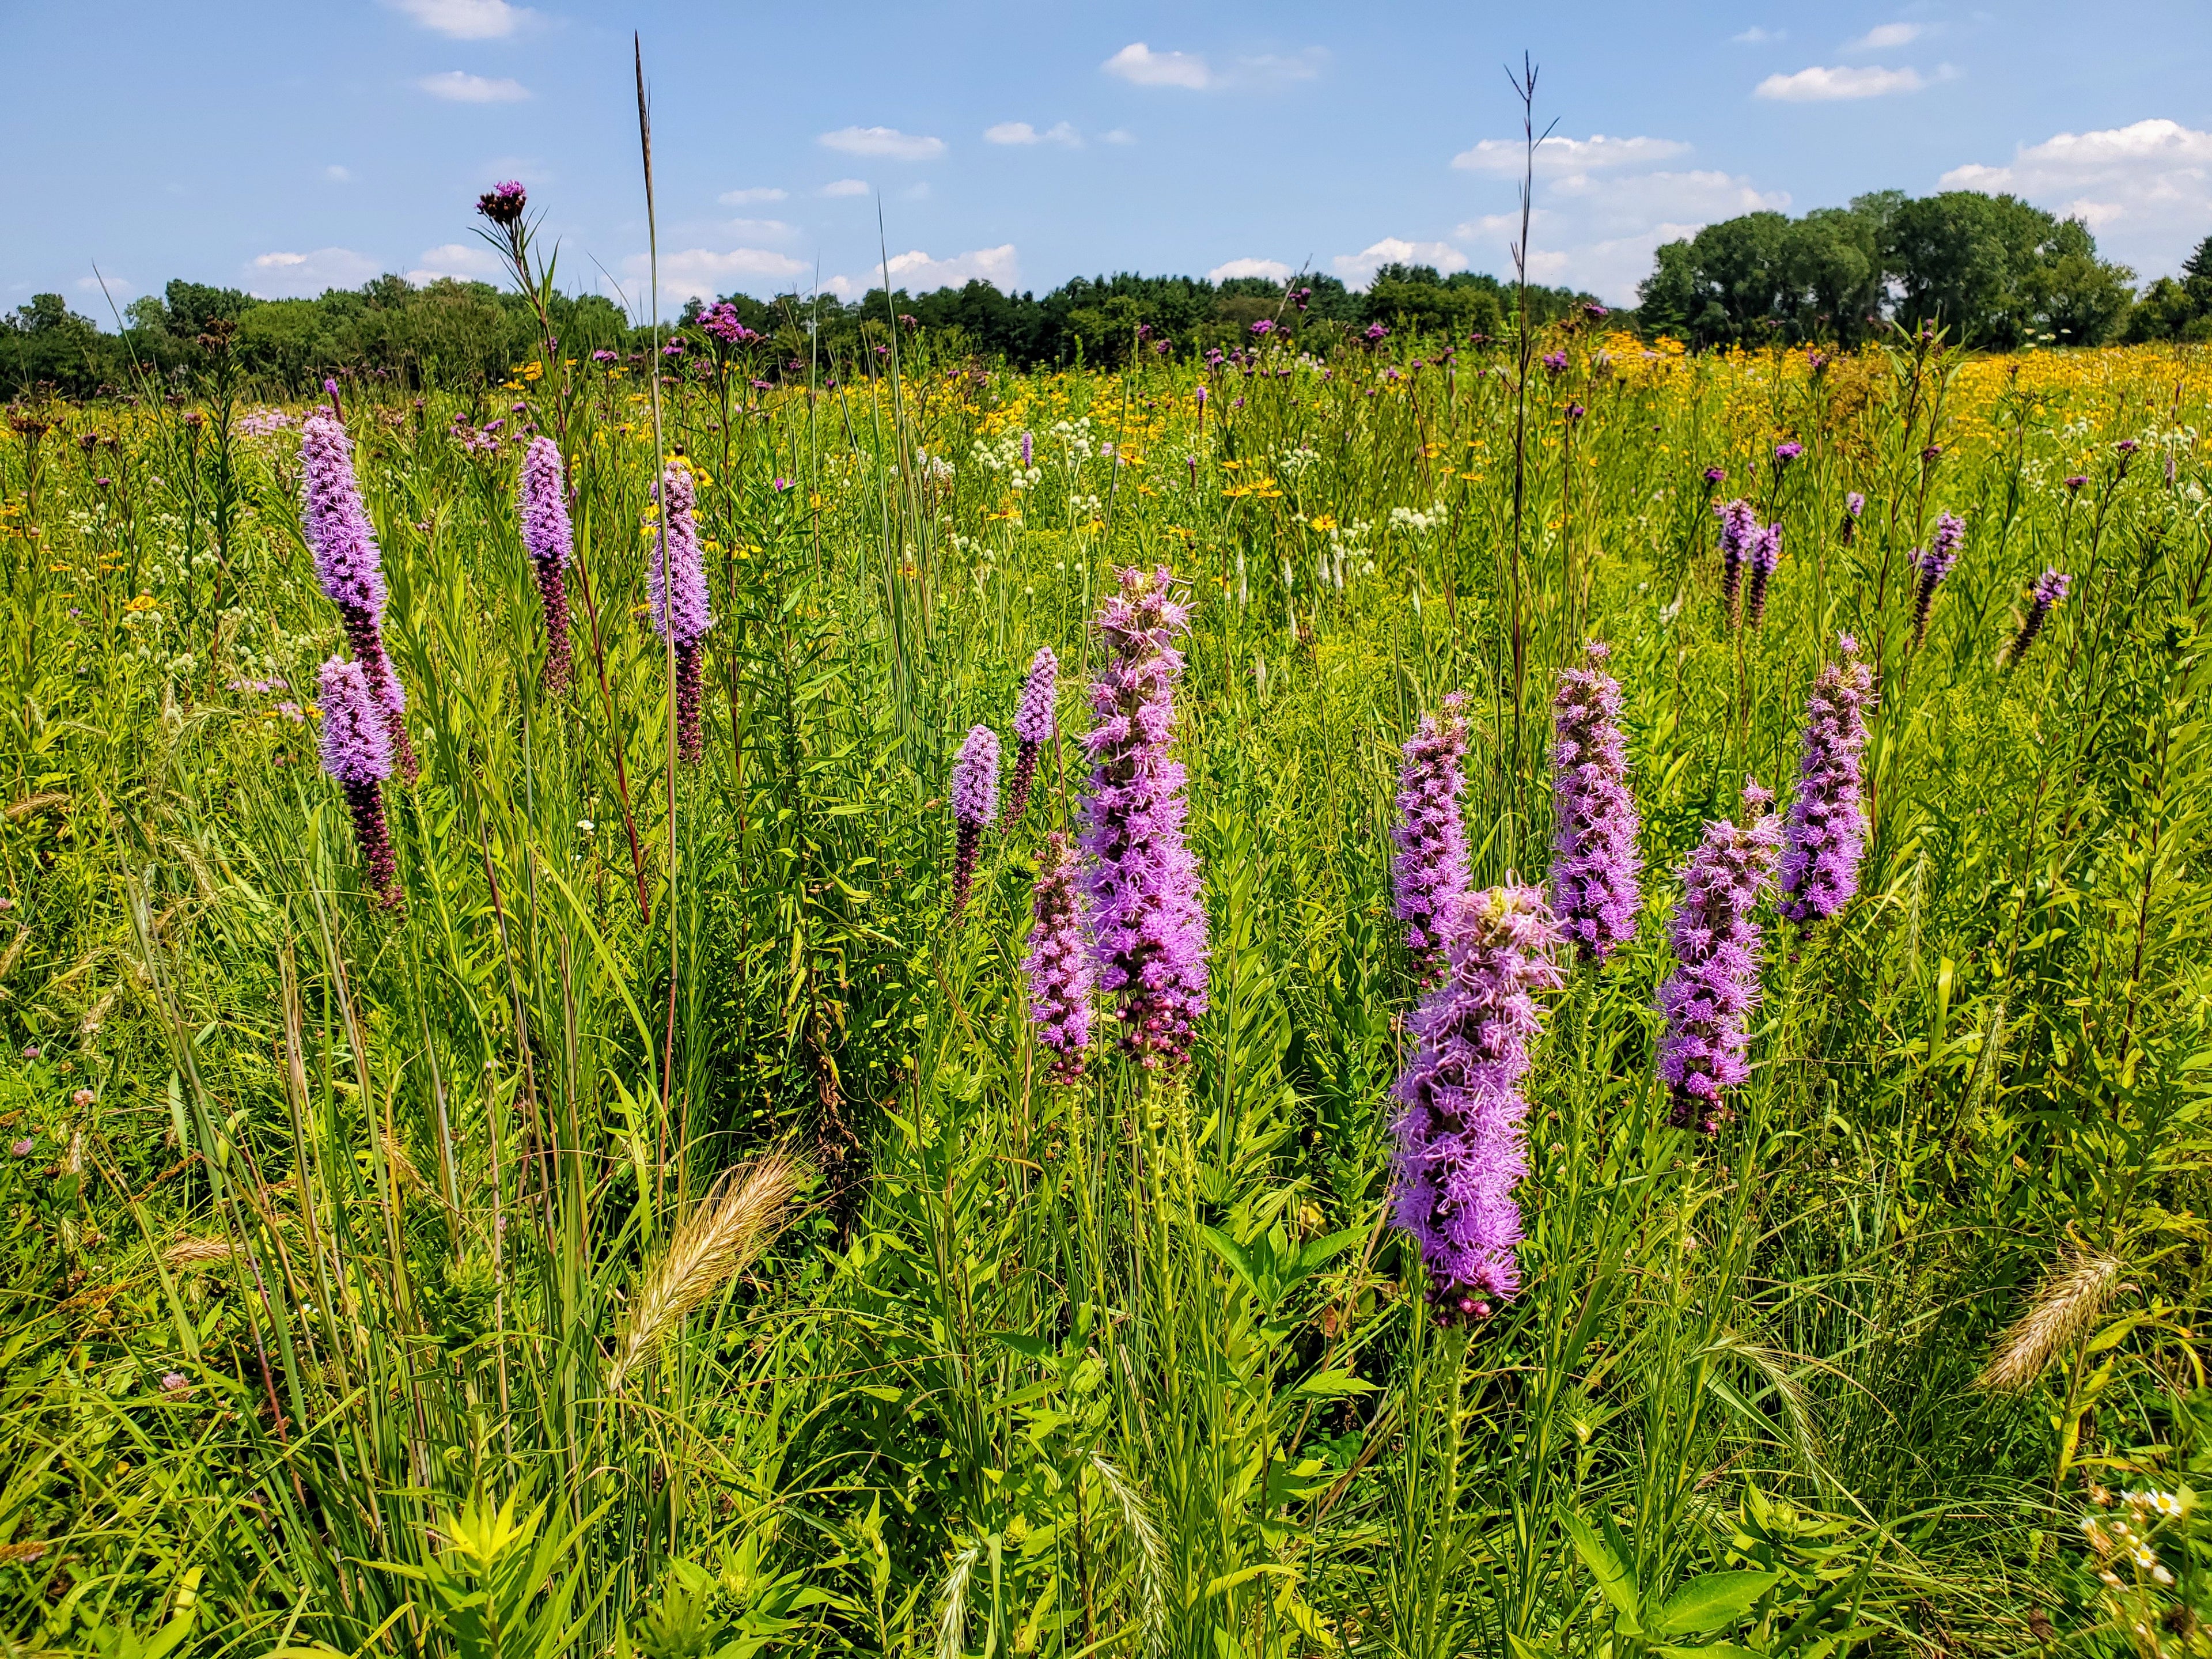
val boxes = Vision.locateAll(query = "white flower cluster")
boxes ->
[912,447,956,486]
[1276,445,1321,479]
[1388,503,1448,535]
[971,432,1043,491]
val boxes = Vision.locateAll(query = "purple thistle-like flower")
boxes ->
[1910,512,1963,647]
[1550,643,1642,963]
[1703,466,1726,489]
[1080,566,1209,1070]
[2010,570,2071,665]
[1391,882,1566,1323]
[476,180,527,226]
[1774,440,1804,465]
[1024,831,1094,1082]
[1745,521,1782,628]
[300,409,415,781]
[1715,499,1757,626]
[950,724,1000,919]
[1392,695,1472,978]
[1007,646,1058,825]
[1657,779,1781,1134]
[651,461,714,763]
[519,436,574,693]
[318,658,399,907]
[1778,639,1874,924]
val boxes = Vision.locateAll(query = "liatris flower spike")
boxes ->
[1081,566,1209,1070]
[1778,638,1875,924]
[1715,499,1757,626]
[950,725,1000,919]
[1658,779,1781,1135]
[300,407,416,781]
[2010,569,2071,666]
[518,437,574,692]
[319,657,400,907]
[1745,521,1782,628]
[1911,512,1963,648]
[1007,646,1058,825]
[1550,643,1642,963]
[1392,694,1472,978]
[650,460,714,763]
[1024,831,1094,1082]
[1839,490,1865,547]
[1391,882,1565,1324]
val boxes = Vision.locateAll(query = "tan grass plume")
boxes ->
[1977,1247,2124,1392]
[162,1235,238,1271]
[606,1149,802,1393]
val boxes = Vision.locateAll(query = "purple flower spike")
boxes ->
[1839,490,1866,547]
[950,724,1000,919]
[1024,831,1094,1082]
[2010,570,2071,666]
[300,409,415,781]
[519,437,574,693]
[318,657,399,907]
[1715,499,1758,627]
[651,462,714,763]
[1081,566,1209,1071]
[1778,639,1875,924]
[1910,512,1963,648]
[1391,882,1566,1324]
[1007,646,1058,825]
[1745,521,1782,629]
[1392,695,1472,978]
[1550,643,1642,963]
[1658,779,1781,1134]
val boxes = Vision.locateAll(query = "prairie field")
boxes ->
[2,300,2211,1659]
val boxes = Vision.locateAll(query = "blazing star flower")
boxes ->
[300,408,415,780]
[1715,498,1758,626]
[1745,521,1782,628]
[476,180,528,226]
[1840,490,1866,546]
[650,461,714,763]
[1550,643,1642,963]
[1024,831,1094,1082]
[1007,646,1058,825]
[950,724,1000,920]
[1391,882,1566,1323]
[1020,430,1034,469]
[1911,512,1963,647]
[518,437,574,693]
[318,657,399,907]
[1081,566,1209,1071]
[2010,570,2071,666]
[1658,779,1781,1134]
[1778,639,1875,924]
[1392,695,1472,978]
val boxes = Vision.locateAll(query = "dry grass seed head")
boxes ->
[1978,1248,2124,1392]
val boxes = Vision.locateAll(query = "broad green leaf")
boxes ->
[1653,1573,1777,1635]
[1560,1510,1643,1633]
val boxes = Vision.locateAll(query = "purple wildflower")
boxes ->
[518,437,574,693]
[1911,512,1963,647]
[1839,490,1865,547]
[1778,639,1874,924]
[1024,831,1094,1082]
[1541,350,1569,376]
[950,725,1000,920]
[2010,570,2071,666]
[300,409,416,781]
[1703,467,1726,490]
[159,1372,192,1401]
[476,180,528,227]
[650,461,714,764]
[318,657,399,908]
[1774,440,1804,465]
[2065,475,2089,494]
[1550,643,1642,963]
[1080,567,1209,1071]
[1745,521,1782,628]
[1715,499,1758,626]
[1020,430,1033,469]
[1007,646,1058,825]
[697,302,759,347]
[1657,779,1781,1134]
[9,1136,32,1158]
[1392,695,1472,978]
[1364,323,1389,344]
[1391,882,1566,1323]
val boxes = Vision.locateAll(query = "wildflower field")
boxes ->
[5,215,2212,1658]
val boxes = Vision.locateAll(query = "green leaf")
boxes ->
[1283,1369,1377,1402]
[1560,1511,1643,1633]
[1653,1572,1777,1636]
[1194,1223,1264,1302]
[986,1331,1056,1361]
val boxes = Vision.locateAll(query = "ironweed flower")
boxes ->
[1080,566,1208,1070]
[319,657,399,907]
[1911,512,1963,647]
[2010,570,2070,666]
[1392,695,1471,977]
[518,437,574,692]
[1658,779,1780,1134]
[1541,350,1569,376]
[300,408,415,781]
[1024,831,1094,1082]
[1007,646,1058,825]
[950,725,1000,919]
[1774,440,1804,465]
[1703,466,1726,489]
[1391,882,1565,1323]
[1715,498,1758,626]
[1745,521,1782,628]
[476,180,528,226]
[1550,643,1641,963]
[650,461,714,763]
[1778,639,1874,923]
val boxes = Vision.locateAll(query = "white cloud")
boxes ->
[985,120,1082,146]
[1332,238,1469,287]
[1101,127,1137,145]
[819,126,945,160]
[1238,48,1327,88]
[721,217,795,240]
[1103,42,1212,90]
[819,179,869,198]
[387,0,529,38]
[1209,257,1294,283]
[1846,21,1922,50]
[1939,119,2212,275]
[416,70,530,103]
[719,186,786,205]
[248,248,384,297]
[1453,132,1691,176]
[407,241,503,283]
[1733,25,1785,43]
[75,274,134,300]
[325,164,353,183]
[1755,64,1926,100]
[828,245,1021,300]
[902,182,931,201]
[635,247,813,302]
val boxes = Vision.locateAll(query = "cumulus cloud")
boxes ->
[1940,118,2212,275]
[417,70,529,103]
[1209,257,1295,283]
[634,247,813,302]
[719,186,786,204]
[1846,21,1922,50]
[719,217,795,240]
[819,179,869,198]
[76,274,134,300]
[407,241,503,283]
[1332,238,1468,286]
[1755,64,1927,100]
[1452,132,1690,176]
[1103,41,1212,89]
[1733,25,1785,43]
[387,0,530,38]
[248,248,384,297]
[984,120,1081,146]
[826,245,1020,300]
[819,126,945,160]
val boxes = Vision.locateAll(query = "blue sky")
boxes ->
[5,0,2209,319]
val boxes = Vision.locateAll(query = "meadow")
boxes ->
[2,224,2210,1658]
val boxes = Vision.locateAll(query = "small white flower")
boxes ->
[576,818,595,834]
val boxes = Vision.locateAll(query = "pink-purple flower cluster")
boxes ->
[1745,521,1782,628]
[1658,781,1781,1134]
[950,725,1000,919]
[1007,646,1057,825]
[318,657,399,907]
[1550,644,1642,963]
[650,461,714,763]
[1715,499,1758,626]
[2011,569,2070,665]
[1910,511,1964,648]
[1392,695,1472,978]
[300,408,416,782]
[1081,566,1208,1070]
[1023,831,1094,1082]
[1391,882,1565,1323]
[519,437,574,693]
[1840,490,1865,547]
[1778,638,1875,924]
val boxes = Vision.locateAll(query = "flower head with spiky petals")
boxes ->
[1393,695,1472,976]
[1024,831,1094,1082]
[1778,638,1875,923]
[1550,643,1641,962]
[1658,779,1781,1133]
